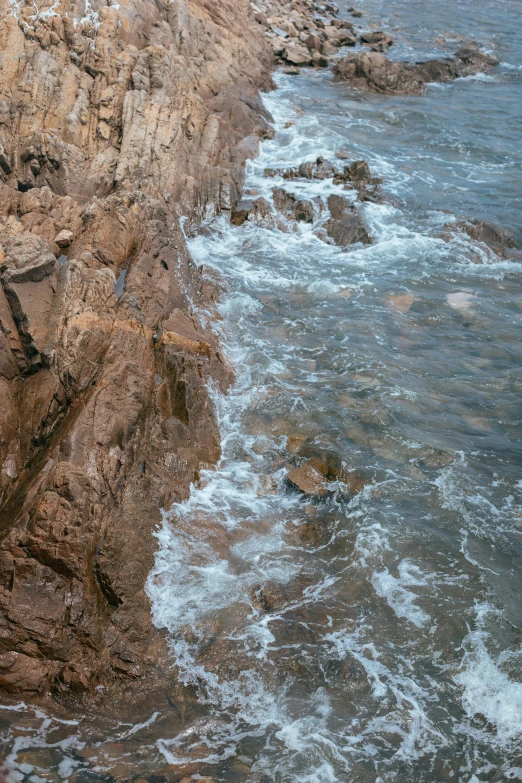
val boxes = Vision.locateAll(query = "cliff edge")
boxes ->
[0,0,272,703]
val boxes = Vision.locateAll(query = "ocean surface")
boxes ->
[2,0,522,781]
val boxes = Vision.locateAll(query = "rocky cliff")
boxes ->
[0,0,273,703]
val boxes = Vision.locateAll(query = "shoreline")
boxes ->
[0,0,520,774]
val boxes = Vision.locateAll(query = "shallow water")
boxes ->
[2,0,522,781]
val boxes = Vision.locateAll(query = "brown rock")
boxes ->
[282,44,313,66]
[273,187,314,222]
[443,218,519,259]
[287,459,330,497]
[54,229,74,248]
[334,45,499,94]
[0,0,273,707]
[360,30,393,47]
[325,194,372,247]
[231,199,254,225]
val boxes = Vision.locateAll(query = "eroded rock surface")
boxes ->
[333,45,499,94]
[0,0,272,705]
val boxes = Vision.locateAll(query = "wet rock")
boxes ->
[360,30,393,48]
[283,66,301,75]
[250,196,273,223]
[231,199,254,226]
[296,442,342,480]
[344,159,372,187]
[325,194,372,247]
[0,0,273,703]
[334,45,499,94]
[287,459,330,497]
[273,187,314,222]
[442,218,520,259]
[416,45,499,83]
[383,292,415,314]
[250,582,286,612]
[333,51,426,94]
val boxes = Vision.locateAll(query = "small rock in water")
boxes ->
[360,30,393,47]
[383,292,415,314]
[283,66,301,75]
[442,218,520,259]
[273,187,314,222]
[325,194,372,247]
[335,149,350,160]
[333,45,499,94]
[287,459,330,497]
[231,199,254,225]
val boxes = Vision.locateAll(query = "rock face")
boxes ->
[0,0,273,703]
[333,45,499,94]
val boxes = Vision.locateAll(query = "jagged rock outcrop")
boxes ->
[333,45,499,94]
[0,0,273,703]
[325,194,371,247]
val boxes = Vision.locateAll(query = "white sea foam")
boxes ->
[371,560,433,628]
[455,605,522,745]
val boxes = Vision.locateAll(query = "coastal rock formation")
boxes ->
[0,0,272,702]
[333,45,499,94]
[442,218,521,260]
[325,194,372,247]
[252,0,355,69]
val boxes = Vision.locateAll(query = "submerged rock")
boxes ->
[287,459,331,497]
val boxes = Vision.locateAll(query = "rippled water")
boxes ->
[2,0,522,781]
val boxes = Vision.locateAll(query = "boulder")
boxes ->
[305,33,322,52]
[282,44,313,66]
[231,199,254,225]
[360,30,393,47]
[344,159,372,187]
[54,229,74,248]
[287,459,330,497]
[250,196,273,222]
[333,51,426,94]
[325,194,372,247]
[273,188,314,222]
